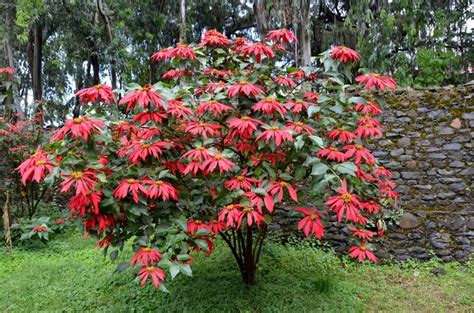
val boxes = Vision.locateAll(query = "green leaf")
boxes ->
[309,136,324,148]
[170,264,180,279]
[329,104,344,114]
[194,228,210,236]
[311,162,329,176]
[307,105,320,117]
[110,250,118,261]
[333,162,357,176]
[96,172,107,183]
[115,262,130,273]
[177,254,192,261]
[179,264,192,277]
[348,96,366,104]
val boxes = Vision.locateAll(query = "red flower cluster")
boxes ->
[356,73,396,91]
[330,46,360,63]
[17,149,54,185]
[200,29,231,47]
[75,84,116,105]
[131,247,166,288]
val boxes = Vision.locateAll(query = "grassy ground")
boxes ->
[0,233,472,313]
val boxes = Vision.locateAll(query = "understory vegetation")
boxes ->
[1,232,472,312]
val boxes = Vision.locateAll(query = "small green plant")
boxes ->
[11,216,68,245]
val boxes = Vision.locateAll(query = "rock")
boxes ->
[396,255,410,262]
[401,171,421,179]
[460,168,474,175]
[417,253,432,260]
[445,216,465,231]
[407,131,421,138]
[388,233,407,240]
[435,249,453,256]
[450,118,462,129]
[428,153,447,159]
[455,236,470,245]
[399,212,420,229]
[462,112,474,120]
[453,250,468,260]
[441,255,454,262]
[391,148,404,157]
[415,184,432,190]
[449,161,465,168]
[431,268,447,275]
[406,160,417,169]
[436,126,454,135]
[437,169,455,175]
[429,110,445,119]
[415,211,427,218]
[439,178,463,183]
[450,183,466,192]
[443,143,462,150]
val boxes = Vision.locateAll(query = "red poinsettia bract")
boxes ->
[349,244,378,263]
[355,73,396,91]
[330,46,360,63]
[296,207,324,239]
[60,170,97,196]
[114,178,148,203]
[52,117,104,142]
[119,84,164,112]
[267,29,297,44]
[227,81,264,98]
[76,84,116,105]
[325,180,361,223]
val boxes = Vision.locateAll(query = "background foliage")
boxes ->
[0,0,472,122]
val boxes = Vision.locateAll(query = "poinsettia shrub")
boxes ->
[18,29,398,289]
[1,69,49,219]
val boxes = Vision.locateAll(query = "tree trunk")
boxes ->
[294,0,311,67]
[32,24,43,102]
[254,0,271,40]
[91,54,100,85]
[96,0,117,89]
[219,225,267,286]
[4,9,23,118]
[179,0,187,43]
[73,61,84,118]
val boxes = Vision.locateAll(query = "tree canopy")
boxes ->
[1,0,472,122]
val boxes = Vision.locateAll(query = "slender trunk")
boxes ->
[179,0,187,43]
[91,54,100,85]
[295,0,311,67]
[73,61,84,118]
[220,226,267,285]
[96,0,117,89]
[4,11,23,118]
[2,191,12,253]
[32,24,43,102]
[254,0,271,40]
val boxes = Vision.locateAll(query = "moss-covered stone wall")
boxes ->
[277,85,474,262]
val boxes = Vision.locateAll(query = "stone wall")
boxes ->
[277,85,474,262]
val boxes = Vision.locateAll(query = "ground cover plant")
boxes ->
[0,233,472,312]
[17,29,398,289]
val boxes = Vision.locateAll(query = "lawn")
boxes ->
[0,233,472,312]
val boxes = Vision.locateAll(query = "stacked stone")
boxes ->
[274,85,474,262]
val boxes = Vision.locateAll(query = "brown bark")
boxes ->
[253,0,271,40]
[96,0,117,89]
[32,24,43,102]
[179,0,187,43]
[292,0,311,67]
[4,9,23,118]
[219,225,267,285]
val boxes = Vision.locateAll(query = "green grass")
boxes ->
[0,233,473,312]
